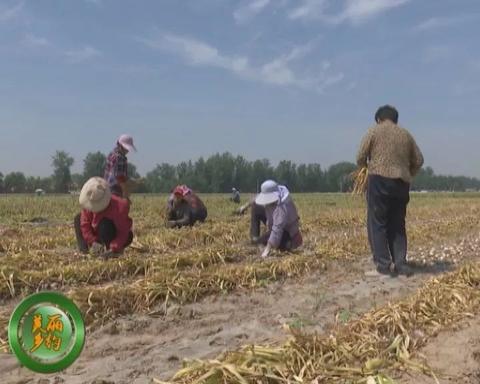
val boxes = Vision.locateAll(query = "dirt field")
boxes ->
[398,316,480,384]
[0,194,479,384]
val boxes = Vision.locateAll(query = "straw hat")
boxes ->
[255,180,280,206]
[79,177,112,213]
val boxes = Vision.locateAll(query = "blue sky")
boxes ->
[0,0,479,177]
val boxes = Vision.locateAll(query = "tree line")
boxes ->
[0,151,479,194]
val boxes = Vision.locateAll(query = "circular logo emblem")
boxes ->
[8,292,85,373]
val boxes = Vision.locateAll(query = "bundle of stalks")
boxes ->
[0,245,248,301]
[66,253,326,327]
[0,256,152,300]
[351,167,368,194]
[160,263,480,384]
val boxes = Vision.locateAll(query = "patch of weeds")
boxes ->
[336,309,352,324]
[256,279,270,288]
[288,318,305,330]
[288,316,315,330]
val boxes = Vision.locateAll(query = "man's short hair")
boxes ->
[375,105,399,124]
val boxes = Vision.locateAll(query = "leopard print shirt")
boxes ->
[356,121,424,183]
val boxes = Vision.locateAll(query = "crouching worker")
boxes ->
[166,185,208,228]
[253,180,302,258]
[74,177,133,258]
[231,188,241,203]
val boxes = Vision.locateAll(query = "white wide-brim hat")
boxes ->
[79,177,112,213]
[255,180,280,206]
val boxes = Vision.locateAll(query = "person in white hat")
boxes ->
[74,177,133,258]
[254,180,302,258]
[104,134,137,198]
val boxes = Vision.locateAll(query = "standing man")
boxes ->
[104,134,137,198]
[357,105,424,277]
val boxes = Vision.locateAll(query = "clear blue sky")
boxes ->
[0,0,479,177]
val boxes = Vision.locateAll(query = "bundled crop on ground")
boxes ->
[0,255,152,299]
[70,253,326,326]
[1,193,480,360]
[160,262,480,384]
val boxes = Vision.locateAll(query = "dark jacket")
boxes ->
[167,193,207,227]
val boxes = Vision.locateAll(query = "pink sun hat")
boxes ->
[118,134,137,152]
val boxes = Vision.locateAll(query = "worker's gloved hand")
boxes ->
[261,244,271,258]
[90,242,104,257]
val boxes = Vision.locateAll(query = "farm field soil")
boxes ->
[397,316,480,384]
[0,194,479,384]
[2,236,479,384]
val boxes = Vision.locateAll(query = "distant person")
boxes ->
[253,180,303,258]
[74,177,133,258]
[231,188,241,203]
[104,134,137,198]
[235,197,253,216]
[357,105,424,277]
[166,185,208,228]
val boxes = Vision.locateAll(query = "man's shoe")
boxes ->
[395,264,414,277]
[364,269,383,277]
[365,267,395,278]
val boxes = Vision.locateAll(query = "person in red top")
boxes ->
[74,177,133,258]
[166,185,207,228]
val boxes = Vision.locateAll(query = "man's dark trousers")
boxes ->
[367,174,410,272]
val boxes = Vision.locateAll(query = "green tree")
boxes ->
[71,173,84,190]
[26,176,40,193]
[51,151,74,193]
[232,155,251,192]
[326,162,357,192]
[127,163,140,179]
[38,177,53,193]
[251,159,274,192]
[307,164,326,192]
[4,172,27,193]
[176,161,196,189]
[275,160,297,190]
[0,172,3,193]
[145,163,177,193]
[203,153,237,192]
[191,157,208,191]
[83,152,106,182]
